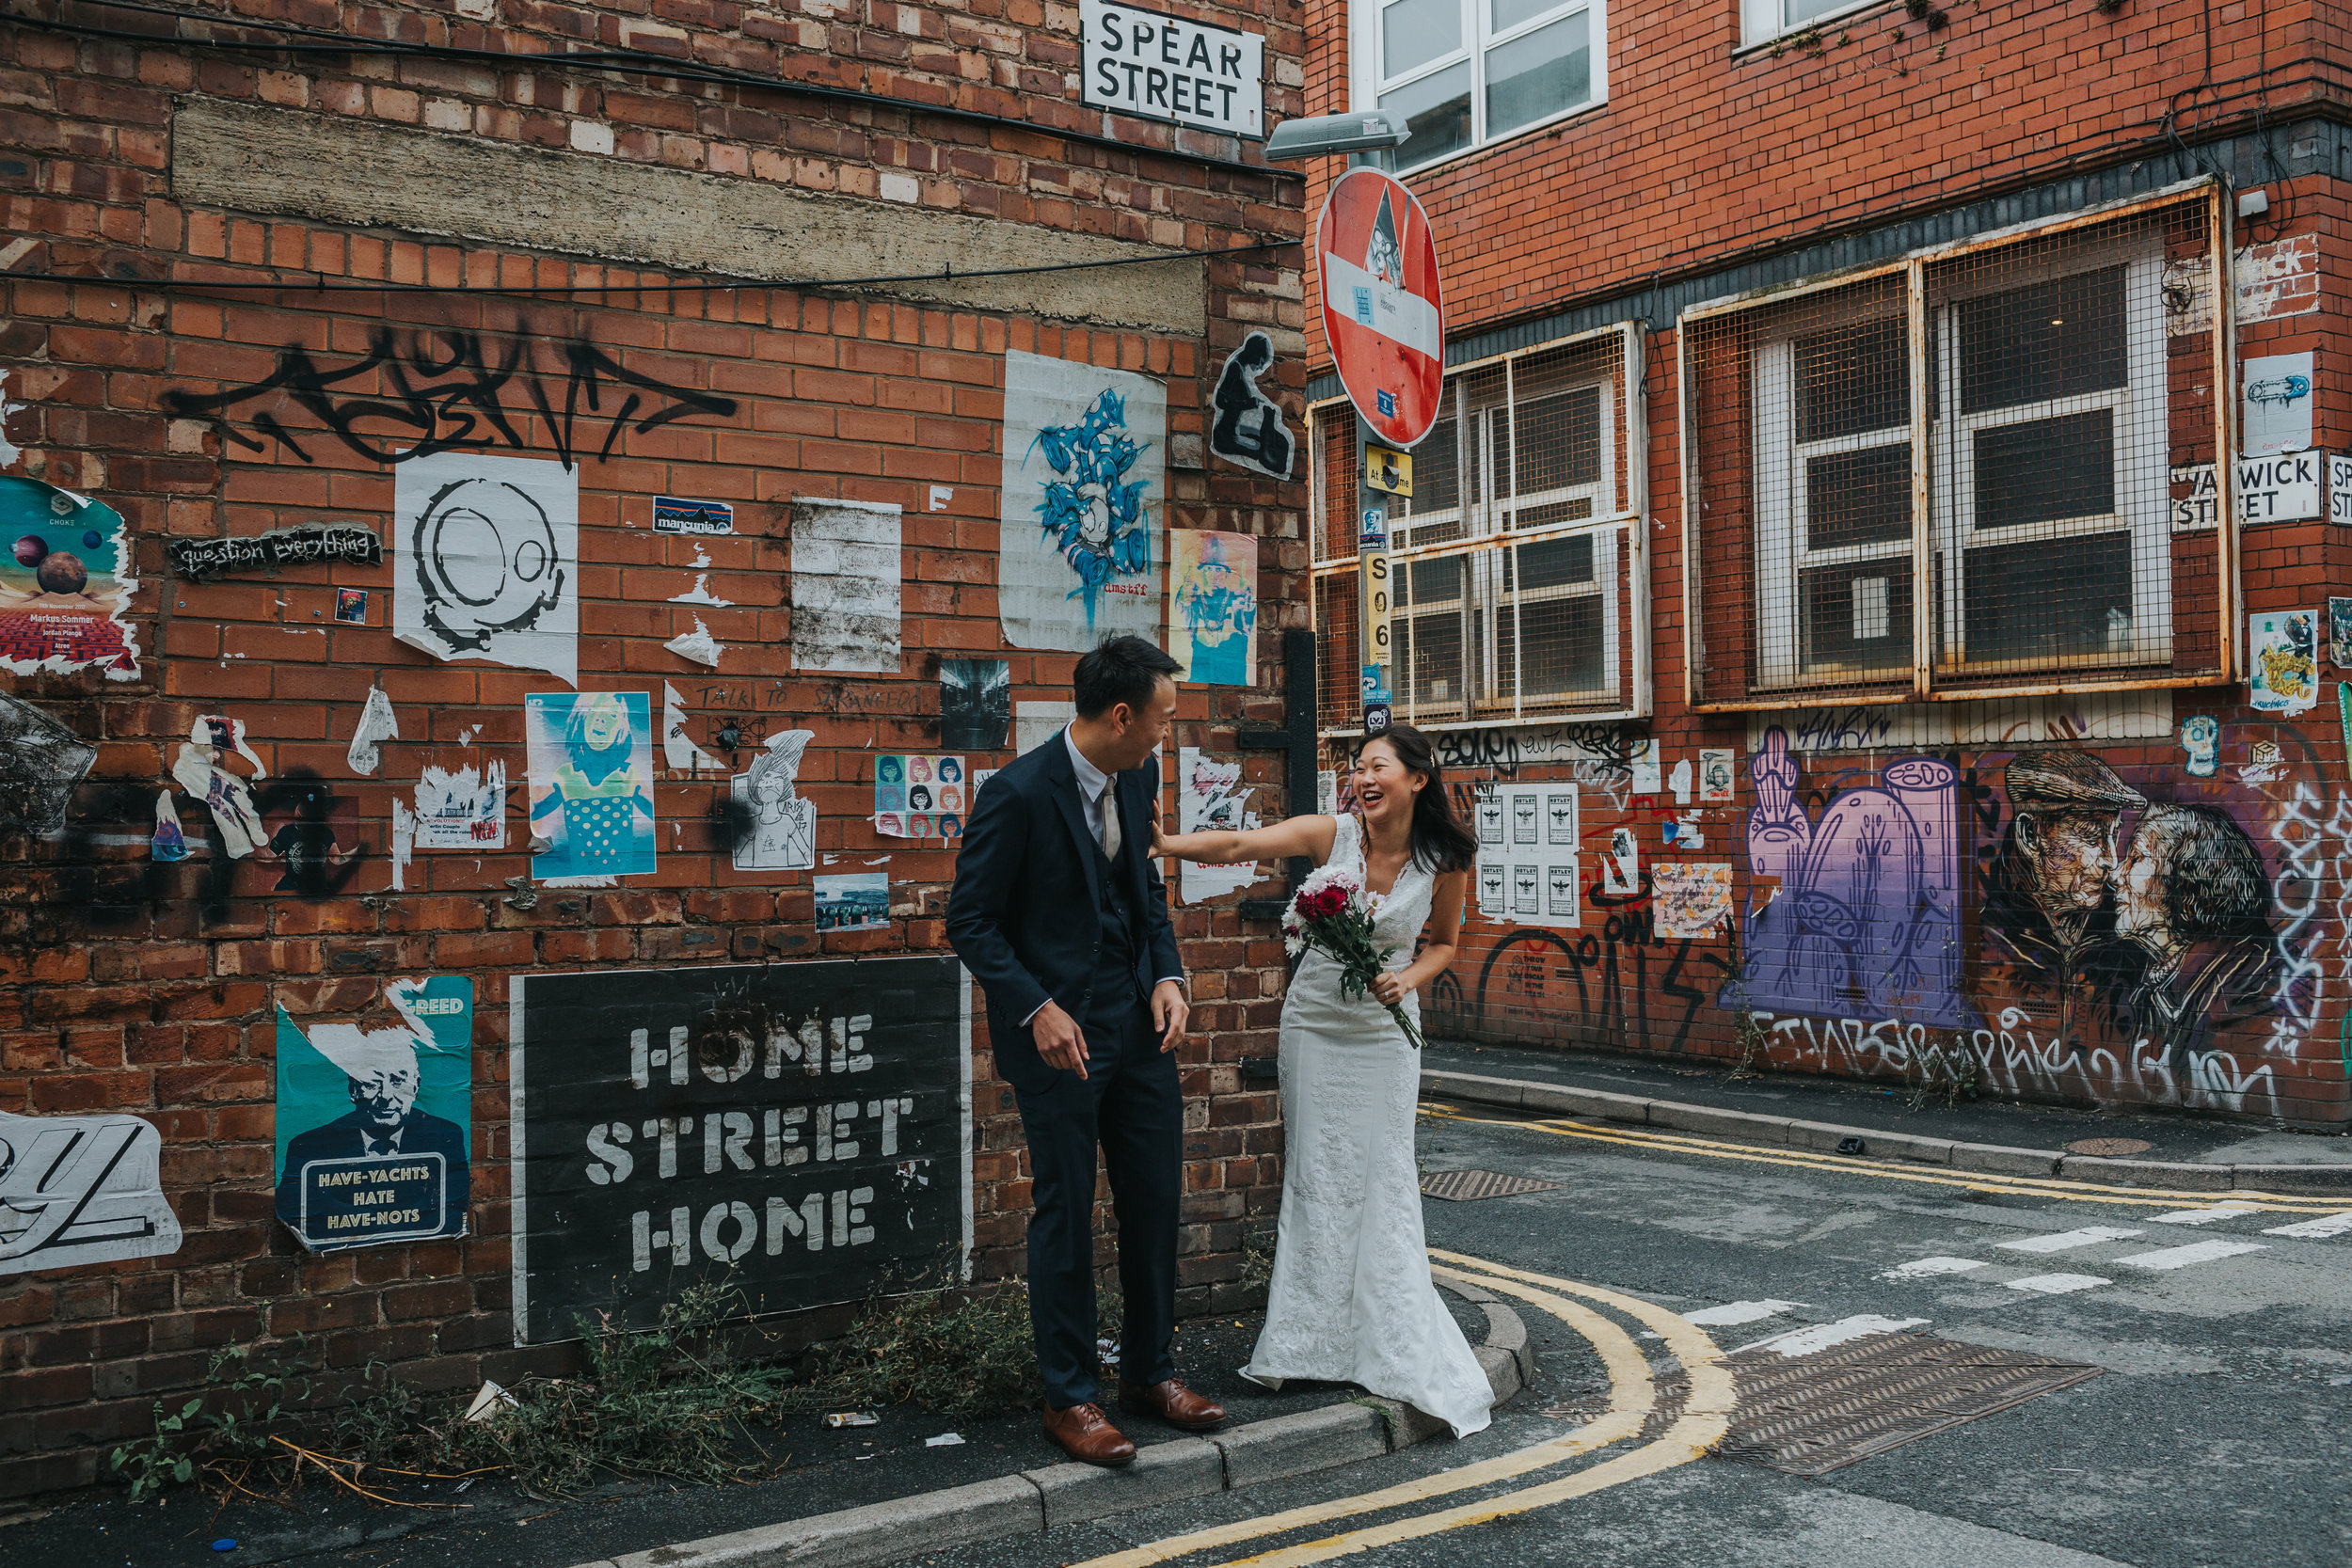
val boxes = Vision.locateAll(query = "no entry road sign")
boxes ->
[1317,166,1444,448]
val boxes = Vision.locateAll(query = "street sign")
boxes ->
[1365,444,1412,495]
[1317,166,1444,449]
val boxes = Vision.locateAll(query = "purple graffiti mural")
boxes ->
[1728,728,1972,1028]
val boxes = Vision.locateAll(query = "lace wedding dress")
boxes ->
[1241,813,1494,1437]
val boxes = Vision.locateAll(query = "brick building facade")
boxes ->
[0,0,1309,1497]
[1299,1,2352,1128]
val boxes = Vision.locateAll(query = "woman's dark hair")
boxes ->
[1357,724,1477,874]
[1075,634,1182,719]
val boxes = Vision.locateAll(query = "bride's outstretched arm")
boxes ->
[1369,871,1468,1007]
[1151,811,1339,867]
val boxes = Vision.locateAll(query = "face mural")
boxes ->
[1735,724,2312,1118]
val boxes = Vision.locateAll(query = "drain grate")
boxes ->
[1420,1168,1563,1202]
[1708,1332,2100,1477]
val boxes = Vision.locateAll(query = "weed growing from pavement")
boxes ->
[774,1279,1042,1421]
[1904,1042,1981,1112]
[109,1340,313,1503]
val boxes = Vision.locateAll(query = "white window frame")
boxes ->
[1349,0,1609,174]
[1740,0,1884,49]
[1931,241,2171,673]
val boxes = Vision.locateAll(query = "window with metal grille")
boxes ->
[1309,324,1647,735]
[1682,182,2232,710]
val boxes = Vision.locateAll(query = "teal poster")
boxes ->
[526,690,658,881]
[0,474,139,679]
[274,976,473,1253]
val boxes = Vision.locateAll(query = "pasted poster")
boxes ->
[527,692,656,882]
[1470,784,1578,928]
[816,872,891,930]
[413,763,507,851]
[998,349,1164,651]
[2242,350,2314,456]
[0,1108,181,1276]
[1168,530,1259,686]
[939,658,1011,752]
[0,475,140,680]
[1015,700,1075,755]
[874,754,966,841]
[0,690,97,836]
[731,730,817,872]
[1653,863,1732,938]
[2249,610,2318,715]
[274,976,473,1254]
[1178,746,1261,903]
[791,499,902,673]
[1699,748,1736,802]
[510,958,968,1341]
[393,451,579,688]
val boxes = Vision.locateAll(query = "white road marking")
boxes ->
[1995,1226,2144,1254]
[2114,1240,2267,1270]
[2148,1201,2264,1226]
[1680,1299,1805,1326]
[1881,1257,1989,1280]
[2263,1210,2352,1239]
[2005,1273,2111,1294]
[1741,1314,1928,1358]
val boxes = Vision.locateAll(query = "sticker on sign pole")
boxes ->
[1318,167,1444,449]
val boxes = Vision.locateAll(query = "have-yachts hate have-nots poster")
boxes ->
[998,350,1164,651]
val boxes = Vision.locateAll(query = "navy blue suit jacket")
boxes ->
[946,735,1182,1094]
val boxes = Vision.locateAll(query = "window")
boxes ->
[1359,0,1605,170]
[1310,325,1646,734]
[1740,0,1880,48]
[1682,185,2232,709]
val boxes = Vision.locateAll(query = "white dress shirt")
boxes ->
[1018,728,1181,1027]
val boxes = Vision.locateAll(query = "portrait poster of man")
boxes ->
[274,976,473,1253]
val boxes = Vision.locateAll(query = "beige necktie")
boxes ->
[1097,785,1121,860]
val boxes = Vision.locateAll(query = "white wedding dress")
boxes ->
[1241,813,1494,1437]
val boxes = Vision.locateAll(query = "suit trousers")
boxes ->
[1012,994,1182,1410]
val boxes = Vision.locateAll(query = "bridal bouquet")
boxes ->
[1282,865,1426,1051]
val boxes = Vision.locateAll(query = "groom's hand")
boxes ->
[1152,979,1189,1053]
[1032,1000,1089,1081]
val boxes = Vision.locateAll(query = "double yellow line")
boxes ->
[1072,1251,1729,1567]
[1420,1103,2352,1214]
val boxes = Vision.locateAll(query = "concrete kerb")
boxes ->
[581,1284,1534,1568]
[1422,1067,2352,1196]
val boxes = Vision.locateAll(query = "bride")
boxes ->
[1152,723,1493,1437]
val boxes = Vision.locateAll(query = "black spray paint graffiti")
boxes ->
[1428,895,1731,1057]
[161,326,739,471]
[1208,331,1294,481]
[411,475,566,655]
[1433,721,1646,779]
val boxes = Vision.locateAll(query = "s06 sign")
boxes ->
[1081,0,1264,140]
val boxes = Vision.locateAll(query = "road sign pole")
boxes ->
[1353,148,1393,732]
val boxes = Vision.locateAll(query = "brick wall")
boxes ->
[0,0,1309,1499]
[1298,0,2352,1129]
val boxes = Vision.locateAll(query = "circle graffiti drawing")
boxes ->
[411,478,565,652]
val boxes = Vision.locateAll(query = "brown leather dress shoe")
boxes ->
[1041,1402,1136,1467]
[1118,1377,1229,1432]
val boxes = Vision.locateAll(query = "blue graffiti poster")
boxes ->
[997,350,1164,651]
[274,976,473,1253]
[526,690,658,880]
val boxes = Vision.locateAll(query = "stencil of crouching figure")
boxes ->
[2108,804,2279,1062]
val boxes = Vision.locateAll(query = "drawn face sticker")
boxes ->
[908,784,933,812]
[578,696,628,752]
[877,755,905,785]
[2180,715,2220,776]
[937,758,962,783]
[411,476,565,652]
[908,756,933,784]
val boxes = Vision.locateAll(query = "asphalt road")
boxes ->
[903,1099,2352,1568]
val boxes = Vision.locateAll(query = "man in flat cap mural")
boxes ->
[1981,750,2146,992]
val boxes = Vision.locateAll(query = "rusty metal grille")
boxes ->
[1310,324,1645,735]
[1711,1333,2100,1477]
[1418,1167,1564,1201]
[1682,184,2231,708]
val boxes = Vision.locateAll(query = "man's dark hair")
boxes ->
[1074,634,1180,719]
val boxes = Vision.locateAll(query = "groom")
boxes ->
[946,635,1228,1465]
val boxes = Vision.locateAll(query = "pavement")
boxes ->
[12,1040,2349,1567]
